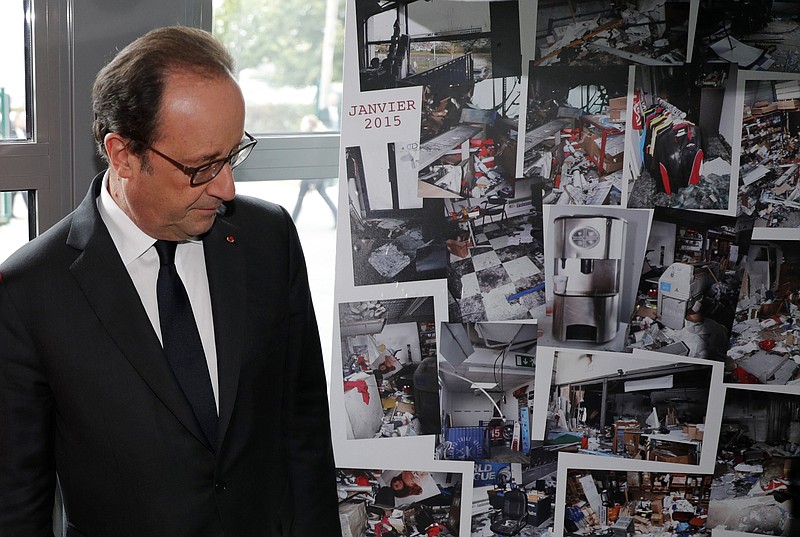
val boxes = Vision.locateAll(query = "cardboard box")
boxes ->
[777,99,800,110]
[683,424,704,441]
[395,400,415,415]
[752,103,778,115]
[608,96,627,110]
[657,454,692,464]
[609,108,626,122]
[339,502,367,537]
[652,498,663,514]
[650,449,691,464]
[651,513,663,525]
[581,134,623,173]
[688,424,704,441]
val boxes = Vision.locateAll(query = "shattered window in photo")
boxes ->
[356,0,521,92]
[534,0,691,67]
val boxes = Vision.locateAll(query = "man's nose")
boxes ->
[207,162,236,201]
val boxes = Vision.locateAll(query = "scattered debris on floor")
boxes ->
[727,311,800,385]
[536,0,689,66]
[739,80,800,229]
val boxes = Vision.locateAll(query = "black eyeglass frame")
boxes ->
[133,131,257,186]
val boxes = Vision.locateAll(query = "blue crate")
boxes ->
[443,426,491,460]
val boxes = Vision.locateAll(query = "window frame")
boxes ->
[233,132,341,183]
[0,0,70,237]
[0,0,342,245]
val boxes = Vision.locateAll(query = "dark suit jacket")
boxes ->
[0,175,341,536]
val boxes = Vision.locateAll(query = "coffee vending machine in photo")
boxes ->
[552,215,628,343]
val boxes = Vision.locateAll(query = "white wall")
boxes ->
[646,220,677,270]
[719,66,739,144]
[379,322,422,364]
[347,321,421,366]
[444,380,531,428]
[361,146,393,210]
[447,391,497,427]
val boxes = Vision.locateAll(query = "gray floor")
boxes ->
[471,512,553,537]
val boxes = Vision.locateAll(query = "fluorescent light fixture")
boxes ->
[471,382,498,390]
[467,366,534,376]
[624,375,673,392]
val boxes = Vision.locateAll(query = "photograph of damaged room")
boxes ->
[545,350,717,466]
[346,144,454,285]
[625,63,739,210]
[538,205,651,351]
[437,321,538,463]
[532,0,692,67]
[346,141,548,315]
[726,239,800,385]
[415,74,520,201]
[523,64,629,206]
[738,77,800,233]
[626,207,753,360]
[562,468,716,536]
[337,468,464,536]
[707,386,799,535]
[444,185,546,323]
[354,0,520,92]
[471,462,556,537]
[339,297,440,439]
[693,0,800,72]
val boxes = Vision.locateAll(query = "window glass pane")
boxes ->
[408,40,492,75]
[234,180,338,376]
[0,1,31,141]
[0,191,31,264]
[212,0,345,134]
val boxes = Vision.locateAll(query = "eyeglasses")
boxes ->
[134,132,257,186]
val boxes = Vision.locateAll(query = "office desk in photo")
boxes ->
[642,430,701,465]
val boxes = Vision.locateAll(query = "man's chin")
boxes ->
[183,213,218,239]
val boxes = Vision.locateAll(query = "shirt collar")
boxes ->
[97,171,204,262]
[97,171,160,265]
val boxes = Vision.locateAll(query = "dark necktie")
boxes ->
[154,240,218,449]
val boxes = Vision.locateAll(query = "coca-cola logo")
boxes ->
[633,90,644,131]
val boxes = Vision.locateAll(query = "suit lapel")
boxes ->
[66,175,213,451]
[203,212,245,447]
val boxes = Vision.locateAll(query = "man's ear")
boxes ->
[104,133,135,178]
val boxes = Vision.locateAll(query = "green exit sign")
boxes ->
[515,354,534,368]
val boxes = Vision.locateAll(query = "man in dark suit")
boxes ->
[0,26,341,536]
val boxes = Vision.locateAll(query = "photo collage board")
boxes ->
[330,2,800,536]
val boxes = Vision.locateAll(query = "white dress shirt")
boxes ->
[96,172,219,411]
